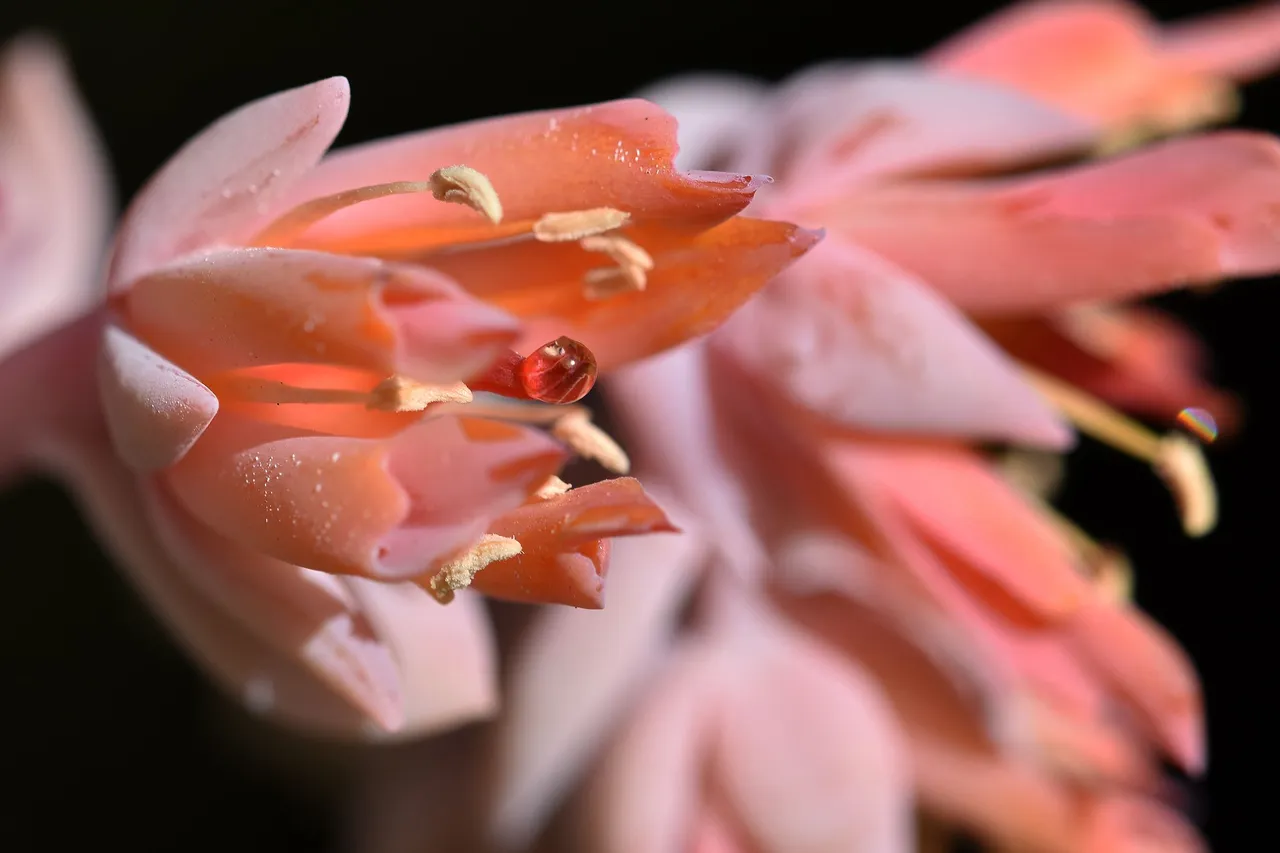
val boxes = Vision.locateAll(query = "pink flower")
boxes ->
[435,5,1280,852]
[0,70,817,739]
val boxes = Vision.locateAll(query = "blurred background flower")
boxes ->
[1,1,1277,851]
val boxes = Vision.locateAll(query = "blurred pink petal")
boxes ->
[983,305,1241,433]
[1162,2,1280,79]
[816,132,1280,314]
[633,75,770,172]
[107,76,350,290]
[710,238,1072,447]
[756,63,1094,190]
[926,0,1277,138]
[490,496,707,849]
[0,36,110,358]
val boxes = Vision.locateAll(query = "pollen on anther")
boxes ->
[426,534,522,604]
[533,208,630,242]
[368,376,473,412]
[429,165,504,224]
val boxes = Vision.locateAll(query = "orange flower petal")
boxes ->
[431,217,821,370]
[277,99,767,256]
[473,477,678,607]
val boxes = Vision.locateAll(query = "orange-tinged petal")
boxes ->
[430,217,821,370]
[981,308,1240,433]
[843,443,1090,624]
[1069,599,1205,773]
[277,99,767,255]
[473,478,678,607]
[820,132,1280,314]
[1162,2,1280,80]
[122,247,520,383]
[926,0,1228,133]
[108,77,349,291]
[163,412,565,580]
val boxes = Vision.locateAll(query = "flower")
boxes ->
[430,4,1280,852]
[0,72,817,739]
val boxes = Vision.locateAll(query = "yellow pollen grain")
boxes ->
[533,207,630,242]
[427,534,522,604]
[429,165,504,224]
[533,475,572,500]
[551,410,630,474]
[367,376,473,412]
[1024,367,1219,537]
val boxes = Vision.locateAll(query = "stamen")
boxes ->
[251,180,435,246]
[996,448,1065,500]
[426,533,522,604]
[367,376,472,412]
[1155,434,1218,538]
[1024,367,1218,537]
[533,475,572,500]
[580,234,653,300]
[1036,502,1133,603]
[429,165,504,224]
[551,409,630,474]
[215,374,470,413]
[532,208,630,242]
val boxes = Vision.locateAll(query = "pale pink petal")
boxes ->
[634,74,771,172]
[0,310,102,482]
[97,323,218,471]
[609,342,768,577]
[824,132,1280,314]
[1162,2,1280,81]
[1069,599,1205,773]
[488,492,707,849]
[912,735,1078,853]
[708,593,915,853]
[343,579,498,739]
[708,238,1072,448]
[123,247,520,383]
[0,35,111,358]
[107,76,350,291]
[31,432,385,736]
[758,63,1094,194]
[279,99,763,253]
[141,482,405,731]
[164,413,565,579]
[574,643,718,853]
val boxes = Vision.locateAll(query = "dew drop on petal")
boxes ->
[1176,407,1219,444]
[518,336,598,404]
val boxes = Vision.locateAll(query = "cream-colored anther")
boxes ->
[551,410,630,474]
[427,534,522,604]
[429,165,504,224]
[533,207,629,242]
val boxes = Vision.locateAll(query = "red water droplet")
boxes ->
[518,337,597,404]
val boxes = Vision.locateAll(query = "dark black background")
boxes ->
[0,1,1274,851]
